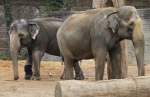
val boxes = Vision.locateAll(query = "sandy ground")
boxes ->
[0,60,150,97]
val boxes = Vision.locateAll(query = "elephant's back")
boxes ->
[57,12,94,36]
[31,17,64,22]
[57,13,94,59]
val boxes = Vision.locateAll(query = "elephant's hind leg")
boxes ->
[24,65,32,80]
[24,48,33,80]
[63,58,74,80]
[60,60,84,80]
[74,61,84,80]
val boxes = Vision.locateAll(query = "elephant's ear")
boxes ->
[28,22,40,40]
[9,22,16,35]
[107,12,119,34]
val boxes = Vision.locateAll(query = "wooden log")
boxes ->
[55,76,150,97]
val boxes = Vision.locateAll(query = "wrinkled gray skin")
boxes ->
[57,6,145,80]
[9,17,84,80]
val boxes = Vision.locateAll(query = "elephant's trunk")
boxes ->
[132,17,145,76]
[10,32,21,80]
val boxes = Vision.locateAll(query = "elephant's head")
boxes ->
[9,19,40,80]
[107,6,145,76]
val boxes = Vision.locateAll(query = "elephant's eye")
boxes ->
[129,22,134,27]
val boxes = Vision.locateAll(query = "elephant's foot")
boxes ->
[24,65,33,80]
[60,72,84,80]
[32,76,40,80]
[24,75,32,80]
[60,74,64,80]
[75,73,84,80]
[14,76,19,80]
[32,75,40,80]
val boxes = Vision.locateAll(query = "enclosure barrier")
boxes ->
[55,76,150,97]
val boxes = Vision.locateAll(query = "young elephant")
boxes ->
[9,18,84,80]
[57,6,145,80]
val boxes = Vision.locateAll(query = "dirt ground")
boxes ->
[0,60,150,97]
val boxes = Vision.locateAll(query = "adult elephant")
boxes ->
[57,6,145,80]
[9,17,84,80]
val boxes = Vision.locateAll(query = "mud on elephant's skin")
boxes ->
[57,6,145,80]
[9,18,84,80]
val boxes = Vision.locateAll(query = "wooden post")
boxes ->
[55,76,150,97]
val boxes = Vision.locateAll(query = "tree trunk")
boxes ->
[120,40,128,78]
[55,76,150,97]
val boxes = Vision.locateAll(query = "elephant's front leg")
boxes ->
[32,50,44,80]
[24,48,33,80]
[109,44,124,79]
[95,48,107,80]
